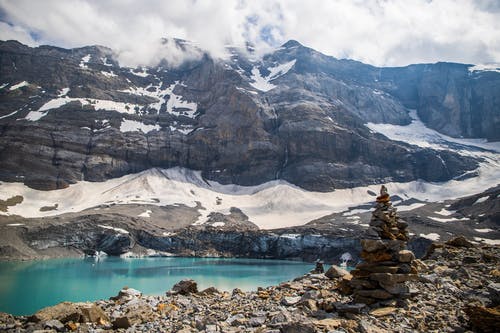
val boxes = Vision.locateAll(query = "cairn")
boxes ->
[349,185,418,305]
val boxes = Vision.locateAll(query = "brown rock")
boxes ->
[465,305,500,333]
[198,286,220,296]
[398,250,415,263]
[65,321,78,331]
[80,304,109,323]
[361,239,386,253]
[258,290,270,299]
[314,318,341,329]
[490,269,500,277]
[355,289,393,300]
[170,279,198,295]
[446,236,474,248]
[353,295,377,304]
[112,316,131,329]
[369,307,397,317]
[356,262,399,273]
[361,250,393,263]
[379,281,409,295]
[349,278,378,290]
[302,299,318,312]
[411,259,428,272]
[29,302,81,323]
[369,273,418,284]
[325,265,350,279]
[351,269,372,278]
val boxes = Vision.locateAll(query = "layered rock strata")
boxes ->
[350,186,419,305]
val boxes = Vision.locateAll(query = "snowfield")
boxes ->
[1,107,499,230]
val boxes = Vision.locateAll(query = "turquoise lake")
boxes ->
[0,257,313,316]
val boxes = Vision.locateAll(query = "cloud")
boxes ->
[0,0,499,67]
[0,21,37,46]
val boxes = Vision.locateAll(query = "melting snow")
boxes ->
[211,222,225,227]
[138,210,152,218]
[0,110,20,120]
[468,64,500,73]
[9,81,29,91]
[122,81,197,117]
[420,233,440,241]
[130,68,149,77]
[98,224,129,234]
[249,59,296,92]
[475,228,494,233]
[473,196,489,204]
[79,54,91,69]
[120,119,160,134]
[0,155,498,229]
[58,88,70,97]
[366,110,500,153]
[435,208,455,216]
[473,237,500,245]
[101,71,117,78]
[26,96,142,121]
[101,57,113,66]
[395,203,426,211]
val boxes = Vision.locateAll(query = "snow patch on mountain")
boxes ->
[122,81,198,117]
[468,63,500,73]
[120,119,160,134]
[249,59,296,92]
[79,54,91,69]
[129,68,149,77]
[25,96,143,121]
[0,149,499,229]
[366,110,500,153]
[9,81,29,91]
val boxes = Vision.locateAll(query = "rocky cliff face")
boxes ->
[0,39,495,191]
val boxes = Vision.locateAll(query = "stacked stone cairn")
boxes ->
[349,185,418,305]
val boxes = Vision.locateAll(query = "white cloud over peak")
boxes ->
[0,0,499,67]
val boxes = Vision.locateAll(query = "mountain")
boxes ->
[1,39,497,191]
[0,39,499,260]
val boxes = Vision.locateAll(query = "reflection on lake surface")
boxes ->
[0,257,313,315]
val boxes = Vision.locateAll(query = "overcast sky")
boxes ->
[0,0,499,67]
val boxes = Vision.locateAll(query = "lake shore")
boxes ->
[1,240,498,332]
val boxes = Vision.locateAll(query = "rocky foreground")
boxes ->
[1,237,499,333]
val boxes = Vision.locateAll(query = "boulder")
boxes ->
[80,304,109,323]
[325,265,350,279]
[29,302,81,323]
[112,287,142,300]
[170,279,198,295]
[445,236,474,248]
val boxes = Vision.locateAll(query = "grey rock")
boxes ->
[281,296,302,306]
[248,316,266,327]
[44,319,64,331]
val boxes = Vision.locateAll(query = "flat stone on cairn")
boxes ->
[349,185,418,305]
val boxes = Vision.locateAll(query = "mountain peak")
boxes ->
[281,40,302,48]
